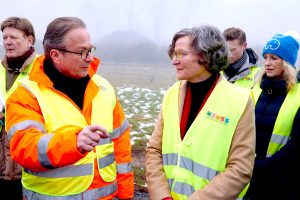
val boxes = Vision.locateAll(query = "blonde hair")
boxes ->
[256,61,297,91]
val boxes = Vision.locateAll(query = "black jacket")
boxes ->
[246,76,300,200]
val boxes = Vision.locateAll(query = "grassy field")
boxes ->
[97,63,176,198]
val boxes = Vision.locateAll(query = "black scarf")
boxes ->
[6,47,35,72]
[43,58,90,110]
[224,50,247,80]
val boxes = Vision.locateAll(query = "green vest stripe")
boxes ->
[8,120,46,142]
[38,133,54,168]
[24,163,93,178]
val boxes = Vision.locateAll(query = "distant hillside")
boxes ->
[95,31,169,64]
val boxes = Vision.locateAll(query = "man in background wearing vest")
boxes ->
[146,25,255,200]
[6,17,133,200]
[223,27,260,88]
[0,16,37,200]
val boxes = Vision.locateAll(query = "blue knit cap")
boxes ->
[262,34,299,67]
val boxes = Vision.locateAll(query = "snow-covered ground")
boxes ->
[116,86,167,144]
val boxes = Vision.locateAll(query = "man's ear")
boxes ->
[26,35,35,48]
[50,49,61,64]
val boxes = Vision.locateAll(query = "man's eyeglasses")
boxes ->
[56,46,96,60]
[170,49,196,61]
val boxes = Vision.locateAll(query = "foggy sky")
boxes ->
[1,0,300,47]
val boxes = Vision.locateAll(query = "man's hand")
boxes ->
[77,124,109,153]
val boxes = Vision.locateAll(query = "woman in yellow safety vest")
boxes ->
[146,25,256,200]
[246,34,300,200]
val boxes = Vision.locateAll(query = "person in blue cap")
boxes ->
[246,33,300,200]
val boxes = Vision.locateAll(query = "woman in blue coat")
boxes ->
[246,34,300,200]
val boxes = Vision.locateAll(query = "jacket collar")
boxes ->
[1,50,37,72]
[29,55,100,87]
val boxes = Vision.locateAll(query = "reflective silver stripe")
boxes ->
[167,178,174,189]
[111,118,130,139]
[162,153,178,165]
[117,162,133,174]
[38,133,54,168]
[7,120,46,142]
[22,181,117,199]
[172,181,242,200]
[173,181,194,197]
[266,153,272,158]
[24,163,93,178]
[99,137,112,145]
[163,154,219,181]
[270,133,289,146]
[99,152,115,168]
[180,156,219,181]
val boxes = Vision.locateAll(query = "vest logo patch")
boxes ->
[242,77,253,81]
[99,85,107,91]
[206,111,229,124]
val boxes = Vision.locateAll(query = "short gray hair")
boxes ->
[168,25,229,73]
[43,17,86,58]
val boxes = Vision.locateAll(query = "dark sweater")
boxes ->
[185,73,217,133]
[43,59,90,110]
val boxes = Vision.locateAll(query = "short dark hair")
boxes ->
[43,17,86,58]
[223,27,246,44]
[1,16,35,44]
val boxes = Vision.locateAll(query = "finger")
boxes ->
[97,130,109,139]
[89,125,109,138]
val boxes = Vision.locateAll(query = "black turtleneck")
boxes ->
[186,73,218,131]
[43,59,90,110]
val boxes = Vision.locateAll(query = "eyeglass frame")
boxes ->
[170,49,198,61]
[56,45,96,60]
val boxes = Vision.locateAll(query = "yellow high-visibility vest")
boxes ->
[0,55,37,132]
[20,75,117,196]
[252,83,300,157]
[234,66,260,88]
[162,80,250,200]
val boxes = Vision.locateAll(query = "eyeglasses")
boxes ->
[170,49,196,61]
[56,46,96,60]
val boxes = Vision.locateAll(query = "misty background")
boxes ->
[1,0,300,65]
